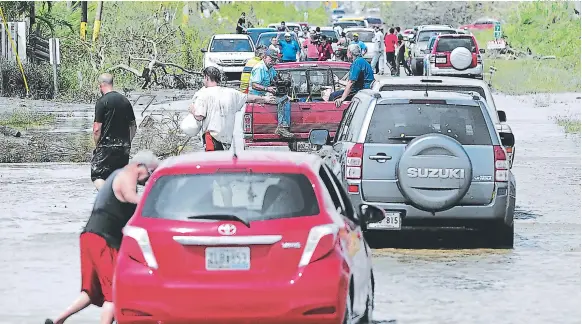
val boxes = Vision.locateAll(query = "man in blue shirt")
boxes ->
[279,33,300,63]
[250,49,294,138]
[350,33,368,56]
[330,44,374,107]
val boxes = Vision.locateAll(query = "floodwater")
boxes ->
[0,92,580,324]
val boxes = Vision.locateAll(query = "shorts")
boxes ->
[203,132,231,151]
[80,232,118,307]
[90,146,130,182]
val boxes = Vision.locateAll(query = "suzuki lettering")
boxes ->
[217,224,237,236]
[407,168,465,179]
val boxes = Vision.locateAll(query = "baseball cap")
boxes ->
[353,33,359,37]
[284,32,291,37]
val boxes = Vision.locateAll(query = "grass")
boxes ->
[484,59,581,95]
[0,108,56,130]
[555,116,581,134]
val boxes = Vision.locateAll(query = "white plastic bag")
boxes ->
[180,114,202,137]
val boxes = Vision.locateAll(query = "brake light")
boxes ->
[122,226,159,269]
[493,145,509,182]
[243,113,252,133]
[346,143,364,180]
[298,224,339,267]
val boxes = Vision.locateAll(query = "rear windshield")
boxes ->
[278,68,346,95]
[256,33,297,49]
[142,173,319,221]
[321,30,338,42]
[366,103,492,145]
[334,22,358,29]
[436,37,476,52]
[210,39,252,52]
[417,30,456,42]
[333,10,345,15]
[366,18,382,24]
[346,31,374,42]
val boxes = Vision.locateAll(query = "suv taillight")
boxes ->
[298,224,339,267]
[243,112,252,133]
[346,143,364,180]
[493,145,509,182]
[122,225,159,269]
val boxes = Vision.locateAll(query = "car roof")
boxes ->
[213,34,251,40]
[275,61,351,69]
[247,28,275,31]
[363,89,481,104]
[344,27,374,32]
[157,151,323,173]
[258,32,296,37]
[319,27,336,31]
[373,76,489,87]
[418,25,455,31]
[339,17,365,21]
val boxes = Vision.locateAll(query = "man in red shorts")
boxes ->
[45,150,160,324]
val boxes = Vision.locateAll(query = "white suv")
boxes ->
[201,34,256,81]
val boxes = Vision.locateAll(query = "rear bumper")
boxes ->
[244,141,291,151]
[114,258,349,324]
[348,182,514,229]
[429,64,484,77]
[204,61,245,73]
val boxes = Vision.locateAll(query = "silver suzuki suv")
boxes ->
[308,89,517,248]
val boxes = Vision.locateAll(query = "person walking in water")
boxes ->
[45,151,160,324]
[91,73,137,191]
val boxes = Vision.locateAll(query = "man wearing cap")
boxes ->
[240,45,267,93]
[279,32,300,63]
[250,49,294,138]
[350,33,368,56]
[330,43,374,107]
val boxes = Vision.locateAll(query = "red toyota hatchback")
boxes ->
[113,150,383,324]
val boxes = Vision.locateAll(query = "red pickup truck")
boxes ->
[243,61,351,152]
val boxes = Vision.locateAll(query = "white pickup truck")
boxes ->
[201,34,256,81]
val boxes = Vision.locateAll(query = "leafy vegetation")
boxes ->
[0,107,55,129]
[554,116,581,134]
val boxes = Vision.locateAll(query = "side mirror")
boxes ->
[497,110,507,122]
[479,48,486,54]
[201,48,208,53]
[499,132,515,147]
[358,204,385,223]
[308,129,330,146]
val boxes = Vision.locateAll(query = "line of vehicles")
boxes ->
[112,19,516,324]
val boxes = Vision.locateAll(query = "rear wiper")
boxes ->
[187,214,251,228]
[388,136,417,140]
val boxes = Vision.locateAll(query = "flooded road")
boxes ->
[0,92,580,323]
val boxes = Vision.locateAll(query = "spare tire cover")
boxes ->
[450,47,472,70]
[397,134,472,212]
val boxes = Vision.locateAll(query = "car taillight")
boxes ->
[243,112,252,133]
[493,145,509,182]
[346,143,364,180]
[298,224,339,267]
[122,225,158,269]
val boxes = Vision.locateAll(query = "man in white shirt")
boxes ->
[371,26,385,75]
[187,67,275,151]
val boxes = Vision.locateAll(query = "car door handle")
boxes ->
[369,154,392,162]
[299,104,311,110]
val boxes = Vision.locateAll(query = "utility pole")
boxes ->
[80,1,87,41]
[93,1,103,43]
[50,37,59,97]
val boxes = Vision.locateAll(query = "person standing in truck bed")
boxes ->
[240,45,267,93]
[90,73,137,191]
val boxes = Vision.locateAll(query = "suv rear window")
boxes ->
[210,39,252,52]
[366,18,382,24]
[142,173,319,221]
[366,103,492,145]
[436,36,476,52]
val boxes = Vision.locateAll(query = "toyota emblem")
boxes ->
[217,224,237,236]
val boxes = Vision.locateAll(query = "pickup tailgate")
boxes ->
[245,101,350,141]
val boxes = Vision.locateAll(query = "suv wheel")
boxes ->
[485,220,514,248]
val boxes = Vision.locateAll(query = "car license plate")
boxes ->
[205,247,250,270]
[436,57,447,64]
[296,142,315,152]
[367,211,401,230]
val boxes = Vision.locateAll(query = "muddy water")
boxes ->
[0,93,580,323]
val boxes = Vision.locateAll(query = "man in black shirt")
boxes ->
[277,21,288,32]
[45,150,160,324]
[236,12,246,34]
[91,73,137,191]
